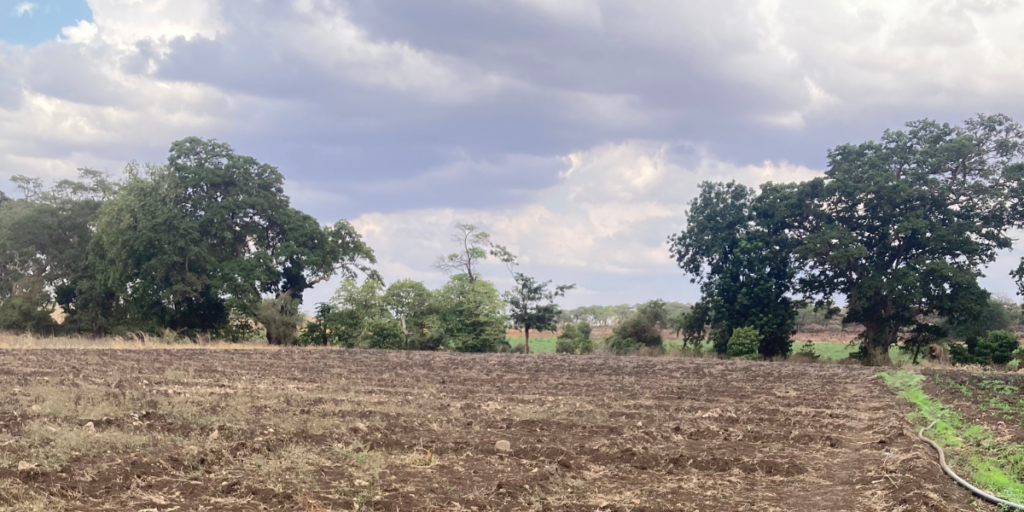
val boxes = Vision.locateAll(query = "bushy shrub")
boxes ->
[555,338,577,354]
[577,337,594,355]
[577,322,592,341]
[556,322,594,355]
[726,326,761,359]
[607,335,639,355]
[950,330,1020,366]
[606,304,664,353]
[0,284,58,335]
[365,319,404,349]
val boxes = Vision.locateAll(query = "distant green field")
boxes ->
[507,336,909,362]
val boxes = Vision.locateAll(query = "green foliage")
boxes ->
[85,138,376,342]
[676,300,710,349]
[556,322,594,355]
[606,300,666,352]
[0,169,114,334]
[669,181,800,359]
[799,115,1024,365]
[606,335,640,355]
[726,326,761,359]
[950,330,1021,367]
[502,269,574,354]
[255,296,302,346]
[577,321,592,341]
[437,275,507,353]
[882,371,1024,504]
[0,279,57,334]
[555,338,577,354]
[383,279,442,350]
[433,223,492,283]
[948,298,1013,343]
[364,319,404,349]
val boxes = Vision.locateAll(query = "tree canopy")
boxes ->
[669,181,803,358]
[673,114,1024,364]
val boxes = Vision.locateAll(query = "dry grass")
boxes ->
[0,332,278,350]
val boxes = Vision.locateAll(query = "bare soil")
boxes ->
[0,350,993,511]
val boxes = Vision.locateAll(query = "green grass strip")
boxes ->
[881,370,1024,505]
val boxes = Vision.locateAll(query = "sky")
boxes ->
[1,0,1024,309]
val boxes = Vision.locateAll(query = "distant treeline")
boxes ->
[4,115,1024,368]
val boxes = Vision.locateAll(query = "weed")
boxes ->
[881,370,1024,503]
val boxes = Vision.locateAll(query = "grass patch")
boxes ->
[881,370,1024,504]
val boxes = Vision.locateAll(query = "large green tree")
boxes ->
[436,275,507,352]
[669,181,803,358]
[798,115,1024,365]
[0,170,116,333]
[86,137,376,342]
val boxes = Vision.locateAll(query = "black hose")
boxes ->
[918,420,1024,511]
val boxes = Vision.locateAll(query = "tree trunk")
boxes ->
[525,326,530,355]
[861,320,893,366]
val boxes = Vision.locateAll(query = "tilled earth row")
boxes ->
[0,349,993,511]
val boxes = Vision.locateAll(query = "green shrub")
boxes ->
[577,337,594,355]
[255,296,303,345]
[951,330,1020,366]
[726,326,761,359]
[365,319,404,349]
[556,321,595,355]
[577,322,592,341]
[607,311,662,353]
[555,338,577,354]
[607,335,639,355]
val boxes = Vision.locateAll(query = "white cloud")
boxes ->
[12,2,36,17]
[349,141,821,293]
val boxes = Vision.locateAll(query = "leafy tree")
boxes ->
[436,275,507,352]
[669,181,802,358]
[86,138,376,342]
[299,303,339,346]
[502,272,574,354]
[798,115,1024,365]
[606,300,668,353]
[383,279,441,349]
[0,169,115,333]
[364,318,404,349]
[947,297,1012,343]
[556,321,593,355]
[434,223,492,283]
[676,300,710,350]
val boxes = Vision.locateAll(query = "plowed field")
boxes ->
[0,350,993,511]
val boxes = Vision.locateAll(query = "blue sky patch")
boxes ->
[0,0,92,46]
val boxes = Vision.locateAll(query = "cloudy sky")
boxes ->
[2,0,1023,308]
